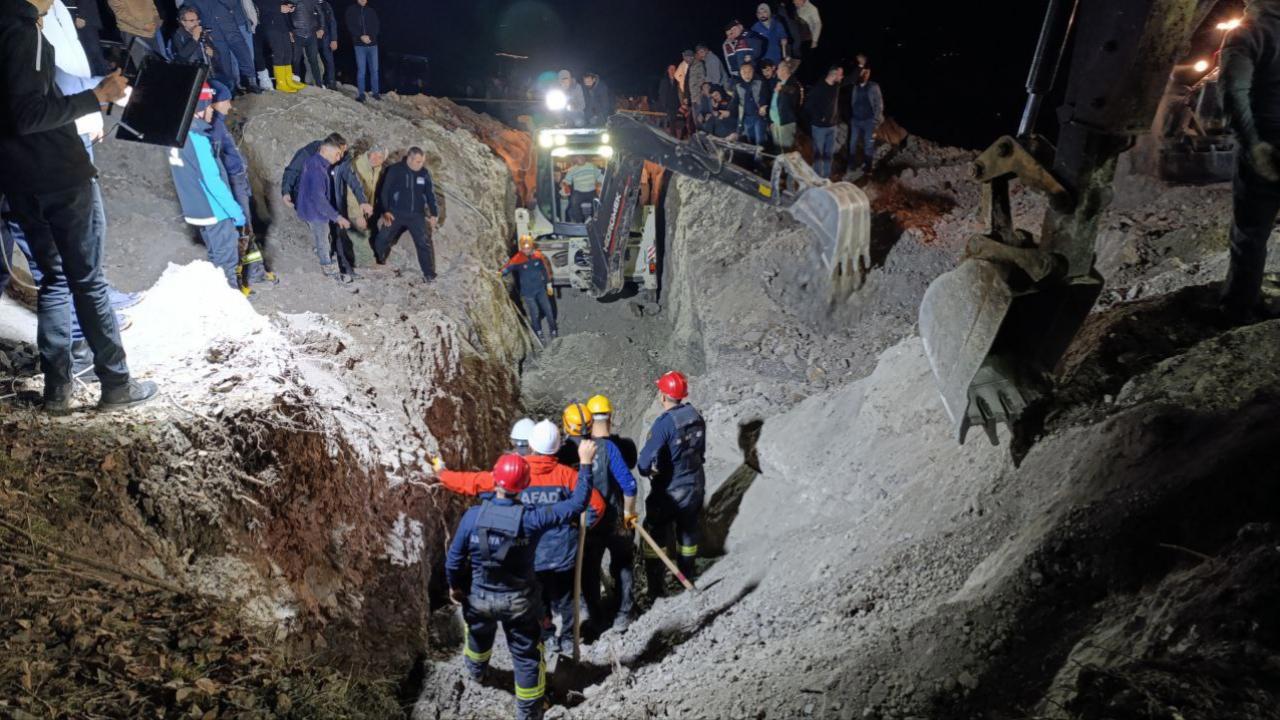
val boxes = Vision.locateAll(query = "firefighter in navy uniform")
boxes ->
[637,371,707,594]
[445,443,598,720]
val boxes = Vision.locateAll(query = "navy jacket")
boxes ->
[502,250,552,298]
[282,140,368,211]
[380,160,439,217]
[171,26,212,65]
[182,0,248,37]
[0,0,101,194]
[344,2,378,45]
[209,111,247,178]
[639,403,707,497]
[445,466,592,592]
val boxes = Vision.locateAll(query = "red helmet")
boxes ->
[656,371,689,400]
[492,454,531,493]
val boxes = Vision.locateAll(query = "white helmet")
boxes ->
[510,418,536,443]
[529,420,561,456]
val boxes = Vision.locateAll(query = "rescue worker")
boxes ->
[1221,0,1280,322]
[502,236,557,342]
[567,397,640,631]
[638,371,706,594]
[433,421,605,655]
[445,444,598,720]
[431,417,538,488]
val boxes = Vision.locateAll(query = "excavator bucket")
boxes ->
[787,181,872,300]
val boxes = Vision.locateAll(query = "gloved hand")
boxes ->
[623,513,639,530]
[431,455,445,472]
[449,587,465,605]
[546,283,554,297]
[1252,142,1280,182]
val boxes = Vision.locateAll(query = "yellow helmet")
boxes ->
[562,403,590,437]
[586,394,613,417]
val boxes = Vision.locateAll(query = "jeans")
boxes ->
[200,219,241,288]
[307,219,334,267]
[521,292,557,339]
[582,520,635,620]
[740,115,768,146]
[850,118,878,172]
[374,214,435,279]
[812,125,837,179]
[1225,157,1280,310]
[462,589,546,720]
[354,45,380,96]
[644,484,704,583]
[318,37,336,88]
[294,36,323,86]
[568,189,595,223]
[6,183,130,391]
[535,569,576,641]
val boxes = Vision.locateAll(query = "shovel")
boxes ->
[636,524,697,593]
[571,511,587,662]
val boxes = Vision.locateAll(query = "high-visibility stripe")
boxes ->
[463,626,492,663]
[244,251,263,263]
[514,657,546,700]
[678,544,698,557]
[642,543,661,558]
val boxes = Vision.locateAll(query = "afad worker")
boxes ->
[433,421,605,656]
[563,397,640,631]
[502,236,557,342]
[445,443,598,720]
[638,371,707,594]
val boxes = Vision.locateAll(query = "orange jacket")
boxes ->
[440,455,605,526]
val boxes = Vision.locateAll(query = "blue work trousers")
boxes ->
[522,292,557,340]
[463,589,546,720]
[200,219,241,289]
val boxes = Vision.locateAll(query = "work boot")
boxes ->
[98,380,159,412]
[43,383,74,415]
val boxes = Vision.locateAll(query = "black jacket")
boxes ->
[65,0,102,29]
[0,0,100,195]
[804,80,840,128]
[171,27,213,65]
[281,139,367,208]
[583,79,611,126]
[774,78,802,125]
[1223,5,1280,146]
[344,2,378,45]
[380,160,438,217]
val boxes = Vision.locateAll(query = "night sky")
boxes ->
[329,0,1241,148]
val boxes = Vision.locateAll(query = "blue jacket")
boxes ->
[639,403,707,497]
[445,466,592,592]
[169,118,245,227]
[296,152,340,223]
[281,139,321,200]
[210,111,246,178]
[182,0,248,37]
[502,250,552,298]
[590,437,637,517]
[751,19,789,64]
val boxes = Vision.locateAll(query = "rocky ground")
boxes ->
[4,80,1279,720]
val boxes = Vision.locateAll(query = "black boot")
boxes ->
[99,379,159,411]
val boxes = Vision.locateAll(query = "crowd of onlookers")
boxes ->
[655,0,885,179]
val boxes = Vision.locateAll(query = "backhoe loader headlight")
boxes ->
[539,131,554,149]
[555,134,568,146]
[546,89,568,112]
[600,145,614,158]
[1193,59,1210,74]
[602,133,610,145]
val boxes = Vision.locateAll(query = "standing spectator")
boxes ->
[770,60,801,151]
[346,144,385,265]
[105,0,160,50]
[315,0,336,89]
[373,148,440,283]
[184,0,262,93]
[751,3,789,65]
[294,139,350,276]
[773,2,800,62]
[658,65,681,134]
[562,156,601,223]
[582,72,611,127]
[327,147,373,282]
[674,49,693,99]
[734,62,771,146]
[760,59,778,93]
[848,64,884,175]
[557,69,586,127]
[792,0,821,53]
[262,0,302,91]
[1,0,156,412]
[722,19,756,80]
[345,0,380,101]
[502,236,557,342]
[242,0,273,93]
[685,49,706,114]
[65,0,107,74]
[290,0,324,87]
[698,43,727,90]
[708,86,736,138]
[805,65,842,178]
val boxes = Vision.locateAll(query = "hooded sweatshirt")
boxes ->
[0,0,101,194]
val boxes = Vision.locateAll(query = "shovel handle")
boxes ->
[635,524,697,592]
[572,511,586,662]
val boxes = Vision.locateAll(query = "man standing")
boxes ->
[64,0,106,74]
[294,138,351,277]
[290,0,323,86]
[576,395,639,632]
[1,0,155,413]
[735,62,771,147]
[698,43,727,90]
[684,51,706,115]
[169,84,247,291]
[326,146,372,281]
[658,65,680,134]
[557,69,586,127]
[792,0,822,54]
[1220,1,1280,321]
[262,0,301,91]
[315,0,336,89]
[582,72,610,127]
[105,0,159,50]
[373,147,440,282]
[445,446,597,720]
[848,64,884,176]
[346,143,384,265]
[751,3,788,65]
[770,59,801,152]
[722,19,756,80]
[805,65,842,178]
[184,0,261,94]
[638,371,706,594]
[344,0,379,101]
[674,49,693,100]
[501,236,556,342]
[561,155,601,224]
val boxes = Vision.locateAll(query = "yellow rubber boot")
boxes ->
[273,66,300,93]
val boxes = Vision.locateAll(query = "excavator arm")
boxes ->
[586,114,870,299]
[920,0,1221,445]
